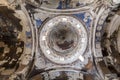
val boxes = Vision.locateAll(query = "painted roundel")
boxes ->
[39,15,88,64]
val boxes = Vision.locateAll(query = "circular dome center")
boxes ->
[39,15,88,64]
[48,22,78,53]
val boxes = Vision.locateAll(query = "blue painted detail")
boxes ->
[65,0,71,9]
[74,13,92,27]
[26,31,31,37]
[36,19,42,27]
[57,1,62,9]
[57,1,71,9]
[74,13,85,20]
[86,17,92,27]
